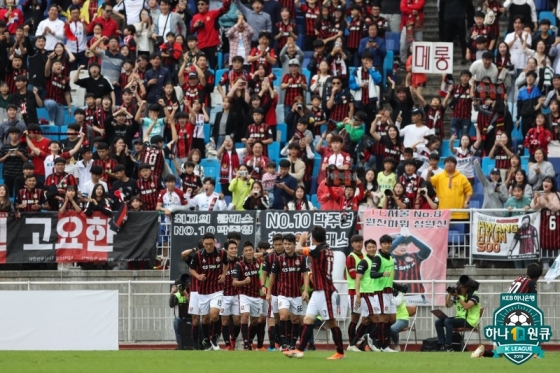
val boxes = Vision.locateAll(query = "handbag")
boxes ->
[155,13,171,46]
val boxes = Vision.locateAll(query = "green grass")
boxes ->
[1,350,559,373]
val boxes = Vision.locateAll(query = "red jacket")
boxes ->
[191,0,231,49]
[317,180,344,210]
[524,127,552,155]
[87,16,120,37]
[400,0,425,29]
[0,8,24,34]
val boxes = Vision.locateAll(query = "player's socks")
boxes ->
[222,324,230,346]
[275,324,281,347]
[331,326,344,355]
[279,320,288,347]
[241,323,250,348]
[286,320,293,344]
[348,321,357,343]
[378,322,388,349]
[192,325,200,349]
[233,324,241,340]
[212,320,221,344]
[257,322,266,348]
[202,323,210,341]
[383,323,391,349]
[249,324,258,346]
[368,323,380,347]
[268,325,276,348]
[296,323,314,351]
[351,323,368,345]
[291,323,300,347]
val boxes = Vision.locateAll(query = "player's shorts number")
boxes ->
[550,215,556,230]
[297,305,303,312]
[217,299,222,307]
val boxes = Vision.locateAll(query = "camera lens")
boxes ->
[384,189,393,196]
[419,190,426,196]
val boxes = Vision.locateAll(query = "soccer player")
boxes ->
[348,239,377,351]
[232,241,265,350]
[365,234,397,352]
[284,226,345,360]
[507,215,540,259]
[181,240,203,349]
[220,240,242,350]
[345,234,364,348]
[391,227,433,295]
[188,233,228,350]
[472,263,542,358]
[261,233,286,350]
[267,234,309,350]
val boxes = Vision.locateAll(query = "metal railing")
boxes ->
[1,279,558,343]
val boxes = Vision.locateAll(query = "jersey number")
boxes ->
[508,282,521,293]
[550,216,556,230]
[146,152,158,166]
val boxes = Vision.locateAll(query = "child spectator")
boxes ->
[123,25,137,59]
[159,32,183,84]
[261,161,277,205]
[505,184,531,217]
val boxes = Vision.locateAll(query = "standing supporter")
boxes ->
[226,18,254,69]
[235,0,272,48]
[517,71,544,138]
[358,25,386,73]
[379,0,401,34]
[473,159,509,215]
[136,162,164,210]
[45,157,78,210]
[153,0,187,41]
[399,0,424,66]
[247,32,277,75]
[35,5,65,52]
[443,70,473,138]
[295,0,320,50]
[66,5,88,69]
[442,0,467,65]
[280,59,307,120]
[274,8,297,54]
[350,51,382,129]
[15,174,47,212]
[11,75,42,126]
[316,175,345,210]
[191,0,231,68]
[144,53,172,105]
[271,159,297,210]
[326,76,353,122]
[448,128,482,183]
[398,107,434,148]
[44,56,72,126]
[0,127,28,195]
[524,113,552,161]
[87,3,120,38]
[528,148,554,192]
[387,76,414,127]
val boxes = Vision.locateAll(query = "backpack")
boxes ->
[421,337,439,352]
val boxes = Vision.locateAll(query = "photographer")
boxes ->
[381,182,411,209]
[242,180,269,210]
[435,275,482,352]
[414,182,439,210]
[228,165,254,210]
[169,274,191,350]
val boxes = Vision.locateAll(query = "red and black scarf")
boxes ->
[220,150,240,184]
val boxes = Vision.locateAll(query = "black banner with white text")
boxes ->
[0,212,159,263]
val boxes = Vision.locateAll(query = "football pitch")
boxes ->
[2,350,560,373]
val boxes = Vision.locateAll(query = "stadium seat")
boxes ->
[539,11,557,27]
[214,69,228,88]
[481,157,496,176]
[235,142,245,149]
[313,155,321,175]
[40,125,59,141]
[200,158,220,170]
[276,123,288,144]
[204,124,211,143]
[520,155,529,170]
[37,108,49,123]
[383,50,394,87]
[268,142,280,162]
[216,52,223,70]
[442,140,459,157]
[311,194,320,209]
[470,200,481,209]
[310,176,318,195]
[271,67,283,89]
[59,125,68,141]
[549,157,560,175]
[385,32,400,53]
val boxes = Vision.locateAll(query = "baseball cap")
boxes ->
[54,157,66,164]
[113,164,126,173]
[490,168,500,175]
[288,59,300,66]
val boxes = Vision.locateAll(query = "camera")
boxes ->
[448,275,479,296]
[384,189,393,196]
[393,282,408,295]
[419,189,426,196]
[253,191,259,197]
[446,285,460,294]
[297,103,303,111]
[240,171,247,177]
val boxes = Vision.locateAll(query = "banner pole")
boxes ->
[128,280,132,342]
[469,209,473,266]
[431,279,435,337]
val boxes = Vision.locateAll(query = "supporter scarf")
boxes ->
[220,150,239,184]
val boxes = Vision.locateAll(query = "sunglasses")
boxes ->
[332,82,341,85]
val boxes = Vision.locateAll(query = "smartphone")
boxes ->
[225,135,231,142]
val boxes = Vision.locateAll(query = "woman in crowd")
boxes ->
[85,184,112,217]
[310,61,332,99]
[504,154,522,189]
[528,147,555,192]
[286,186,315,210]
[187,149,205,178]
[59,185,83,213]
[0,185,16,215]
[524,113,552,162]
[509,169,533,198]
[449,127,482,183]
[135,9,155,57]
[228,165,254,211]
[359,168,381,209]
[242,181,269,210]
[473,159,509,216]
[382,182,411,209]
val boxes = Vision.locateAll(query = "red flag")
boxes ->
[64,23,77,41]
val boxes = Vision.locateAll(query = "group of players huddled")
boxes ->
[177,226,410,359]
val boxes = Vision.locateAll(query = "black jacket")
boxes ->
[211,110,239,142]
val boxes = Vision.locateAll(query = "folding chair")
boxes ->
[454,307,485,352]
[402,305,418,351]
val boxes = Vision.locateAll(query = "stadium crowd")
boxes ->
[0,0,559,266]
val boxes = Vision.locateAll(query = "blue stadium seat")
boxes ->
[383,50,394,87]
[37,108,49,122]
[204,124,211,143]
[470,200,481,209]
[40,125,59,141]
[539,11,557,27]
[385,32,400,53]
[482,157,496,176]
[310,176,318,195]
[276,123,288,144]
[272,67,283,89]
[268,142,280,162]
[313,154,321,175]
[520,155,529,170]
[449,223,466,245]
[59,125,68,141]
[441,140,459,157]
[311,194,320,210]
[216,52,223,70]
[235,142,245,149]
[549,157,560,175]
[214,69,228,88]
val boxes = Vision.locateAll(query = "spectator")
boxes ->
[87,3,120,38]
[229,165,254,210]
[504,16,532,74]
[153,0,187,40]
[530,175,560,210]
[271,159,297,210]
[239,180,267,210]
[226,16,254,68]
[10,75,42,126]
[505,184,531,217]
[517,70,544,137]
[532,19,554,53]
[399,107,435,149]
[379,0,401,34]
[350,51,382,128]
[216,137,240,195]
[284,96,310,140]
[358,24,386,73]
[74,63,115,103]
[135,9,156,57]
[319,134,350,181]
[35,5,65,52]
[157,175,187,221]
[427,156,473,220]
[43,57,72,126]
[174,160,203,201]
[0,127,28,195]
[382,182,411,209]
[0,104,26,145]
[281,143,305,187]
[281,59,307,119]
[286,186,315,210]
[59,185,83,213]
[504,0,537,33]
[448,128,482,183]
[89,37,125,95]
[243,141,269,180]
[212,99,239,148]
[274,8,297,55]
[474,160,509,215]
[524,113,552,161]
[143,53,172,104]
[261,161,277,202]
[84,183,113,216]
[111,164,137,207]
[182,177,226,211]
[443,70,473,137]
[45,157,78,210]
[317,176,344,210]
[509,169,533,198]
[326,76,353,122]
[387,77,414,126]
[15,174,47,212]
[235,0,272,47]
[80,164,108,200]
[400,0,424,65]
[528,147,554,191]
[469,51,499,82]
[191,0,231,69]
[488,133,515,181]
[359,169,381,209]
[66,5,88,69]
[340,183,363,211]
[413,135,441,175]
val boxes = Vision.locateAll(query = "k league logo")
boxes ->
[484,294,552,365]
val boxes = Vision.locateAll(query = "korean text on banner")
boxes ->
[363,209,451,306]
[472,212,541,260]
[412,42,454,74]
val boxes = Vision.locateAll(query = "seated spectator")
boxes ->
[286,186,315,210]
[45,157,78,210]
[242,107,274,155]
[187,149,205,178]
[473,160,508,215]
[395,148,415,178]
[243,141,270,180]
[15,175,47,212]
[242,180,269,210]
[157,175,187,220]
[281,143,305,187]
[508,170,533,198]
[0,184,14,215]
[271,159,297,210]
[212,98,239,148]
[326,76,353,122]
[382,182,410,209]
[310,61,331,99]
[488,133,515,181]
[390,289,409,352]
[368,123,402,171]
[505,184,531,217]
[14,163,43,195]
[228,165,254,210]
[413,135,440,175]
[319,134,351,182]
[111,164,138,208]
[136,163,164,211]
[84,183,113,216]
[528,147,555,191]
[358,24,386,72]
[530,176,560,211]
[80,165,108,201]
[359,169,382,209]
[448,128,482,183]
[0,104,26,144]
[281,59,308,119]
[59,185,83,213]
[517,70,543,138]
[523,113,552,162]
[285,96,311,140]
[261,161,277,203]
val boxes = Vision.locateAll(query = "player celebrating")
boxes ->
[188,233,228,350]
[345,234,364,348]
[267,234,310,350]
[181,240,203,349]
[220,240,242,350]
[232,241,265,350]
[261,233,286,350]
[284,226,345,360]
[391,227,433,295]
[366,234,397,352]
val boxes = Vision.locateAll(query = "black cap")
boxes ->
[411,107,423,116]
[54,157,66,164]
[113,164,126,173]
[139,163,152,170]
[490,168,500,175]
[150,135,164,144]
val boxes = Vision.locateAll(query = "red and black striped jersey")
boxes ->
[278,0,295,18]
[232,258,261,298]
[248,46,276,76]
[393,253,426,294]
[282,73,307,107]
[15,188,46,211]
[540,210,560,251]
[179,172,203,195]
[424,105,445,139]
[275,21,298,50]
[46,73,71,105]
[142,143,165,179]
[308,243,336,292]
[372,120,389,155]
[93,157,118,189]
[316,18,333,39]
[45,173,77,197]
[299,4,320,36]
[549,113,560,141]
[514,225,539,255]
[493,146,511,169]
[262,252,283,296]
[190,248,228,295]
[329,91,351,122]
[223,256,240,296]
[136,176,163,211]
[398,173,423,202]
[271,253,309,298]
[450,84,472,120]
[85,105,102,134]
[347,17,364,49]
[6,68,27,94]
[507,275,537,294]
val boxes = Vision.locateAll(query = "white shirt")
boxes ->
[35,18,65,51]
[469,60,499,82]
[66,21,88,54]
[186,191,227,211]
[113,0,147,24]
[157,13,171,37]
[158,188,186,222]
[44,154,56,179]
[453,146,477,179]
[76,160,93,192]
[80,180,108,199]
[504,31,532,70]
[399,124,435,149]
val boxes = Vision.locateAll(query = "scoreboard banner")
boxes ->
[363,209,450,306]
[170,211,258,281]
[472,212,541,260]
